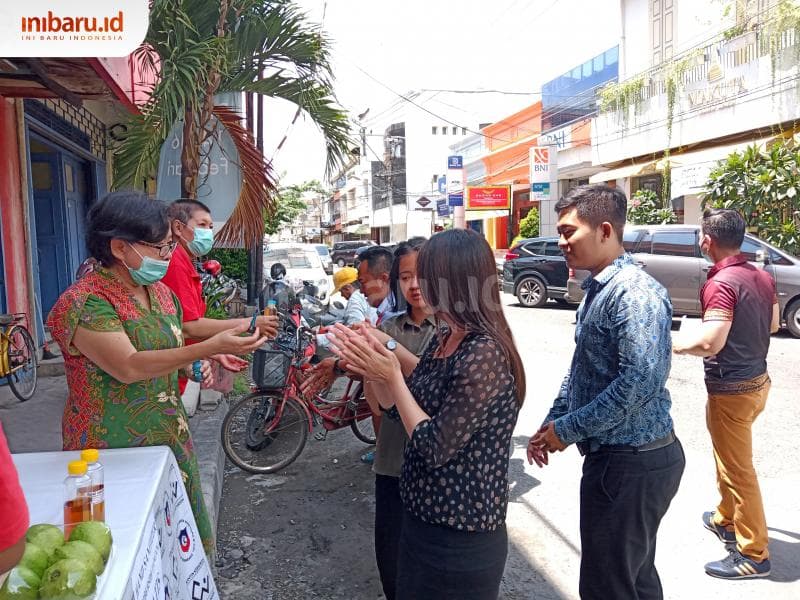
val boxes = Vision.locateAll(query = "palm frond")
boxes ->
[233,73,353,178]
[211,104,278,248]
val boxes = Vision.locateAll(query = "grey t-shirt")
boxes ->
[373,313,437,478]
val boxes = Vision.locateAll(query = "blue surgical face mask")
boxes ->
[126,244,170,285]
[185,225,214,256]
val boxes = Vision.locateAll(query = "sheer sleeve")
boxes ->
[408,335,516,470]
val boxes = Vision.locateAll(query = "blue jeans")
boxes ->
[579,439,685,600]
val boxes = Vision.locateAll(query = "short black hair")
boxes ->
[359,246,393,276]
[702,208,745,250]
[87,190,170,266]
[167,198,212,224]
[554,184,627,241]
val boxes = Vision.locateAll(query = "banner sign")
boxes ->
[530,146,557,201]
[447,155,463,169]
[466,186,511,210]
[436,198,450,217]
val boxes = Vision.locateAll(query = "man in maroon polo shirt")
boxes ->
[674,209,779,580]
[162,200,278,398]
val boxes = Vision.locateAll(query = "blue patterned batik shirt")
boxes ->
[543,253,674,453]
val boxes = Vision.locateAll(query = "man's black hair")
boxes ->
[167,198,212,224]
[359,246,393,276]
[554,184,627,241]
[701,208,746,250]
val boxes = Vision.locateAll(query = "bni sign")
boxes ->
[447,155,464,207]
[530,146,557,201]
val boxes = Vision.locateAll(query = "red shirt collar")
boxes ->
[707,253,748,280]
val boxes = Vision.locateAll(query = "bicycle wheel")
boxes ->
[348,385,377,445]
[7,326,37,402]
[222,393,308,474]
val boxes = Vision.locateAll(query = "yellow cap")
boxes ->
[81,449,99,463]
[68,460,88,476]
[332,267,358,294]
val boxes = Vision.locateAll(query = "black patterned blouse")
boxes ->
[401,332,519,532]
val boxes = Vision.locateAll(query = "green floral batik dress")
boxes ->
[47,268,213,553]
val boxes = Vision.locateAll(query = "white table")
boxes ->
[13,446,219,600]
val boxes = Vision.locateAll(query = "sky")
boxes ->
[262,0,621,185]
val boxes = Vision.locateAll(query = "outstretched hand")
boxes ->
[209,321,268,356]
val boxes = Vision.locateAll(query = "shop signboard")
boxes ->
[436,198,450,217]
[447,155,464,207]
[466,186,511,210]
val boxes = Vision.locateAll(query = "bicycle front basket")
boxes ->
[251,343,291,390]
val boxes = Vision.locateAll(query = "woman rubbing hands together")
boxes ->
[329,229,526,600]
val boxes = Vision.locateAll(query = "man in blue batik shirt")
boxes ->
[528,185,685,600]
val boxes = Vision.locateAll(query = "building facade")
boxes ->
[0,56,154,344]
[591,0,799,224]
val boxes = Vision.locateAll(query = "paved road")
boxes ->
[216,296,800,599]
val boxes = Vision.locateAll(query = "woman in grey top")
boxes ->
[364,238,434,600]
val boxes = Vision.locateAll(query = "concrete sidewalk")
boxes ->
[0,375,228,538]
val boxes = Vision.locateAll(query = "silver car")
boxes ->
[565,224,800,338]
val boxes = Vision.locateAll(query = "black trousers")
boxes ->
[396,510,508,600]
[375,474,403,600]
[579,438,685,600]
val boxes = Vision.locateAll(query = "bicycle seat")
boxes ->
[0,314,16,326]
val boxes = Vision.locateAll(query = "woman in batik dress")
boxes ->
[47,191,267,553]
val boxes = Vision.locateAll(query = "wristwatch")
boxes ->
[385,338,397,351]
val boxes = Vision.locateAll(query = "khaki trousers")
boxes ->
[706,379,770,562]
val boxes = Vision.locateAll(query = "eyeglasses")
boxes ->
[136,240,178,259]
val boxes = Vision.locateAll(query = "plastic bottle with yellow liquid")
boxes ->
[80,448,105,521]
[64,460,92,537]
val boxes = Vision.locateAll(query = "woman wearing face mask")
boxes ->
[47,191,268,554]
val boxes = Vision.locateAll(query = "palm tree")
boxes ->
[113,0,351,246]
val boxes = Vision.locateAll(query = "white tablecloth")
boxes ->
[13,446,219,600]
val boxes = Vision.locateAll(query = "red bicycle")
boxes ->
[221,314,375,474]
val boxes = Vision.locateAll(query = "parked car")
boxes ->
[501,237,573,307]
[314,244,333,274]
[263,244,330,300]
[565,224,800,337]
[331,240,375,267]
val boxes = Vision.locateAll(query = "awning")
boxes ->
[667,136,776,168]
[345,223,370,235]
[465,210,509,220]
[589,160,659,184]
[669,135,778,197]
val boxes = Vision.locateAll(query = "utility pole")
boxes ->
[387,145,394,243]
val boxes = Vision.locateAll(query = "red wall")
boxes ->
[0,97,31,317]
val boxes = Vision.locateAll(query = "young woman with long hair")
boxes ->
[330,228,525,600]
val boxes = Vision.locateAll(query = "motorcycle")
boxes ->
[199,259,242,317]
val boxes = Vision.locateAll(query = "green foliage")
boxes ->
[518,208,540,239]
[206,248,249,281]
[703,141,800,255]
[113,0,352,189]
[265,179,325,236]
[628,189,678,225]
[598,76,645,116]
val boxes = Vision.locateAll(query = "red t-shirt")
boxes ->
[0,423,29,552]
[161,245,206,393]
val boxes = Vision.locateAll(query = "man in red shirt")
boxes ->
[0,422,28,575]
[674,209,779,580]
[162,200,278,397]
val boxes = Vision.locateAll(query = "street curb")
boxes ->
[189,397,229,544]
